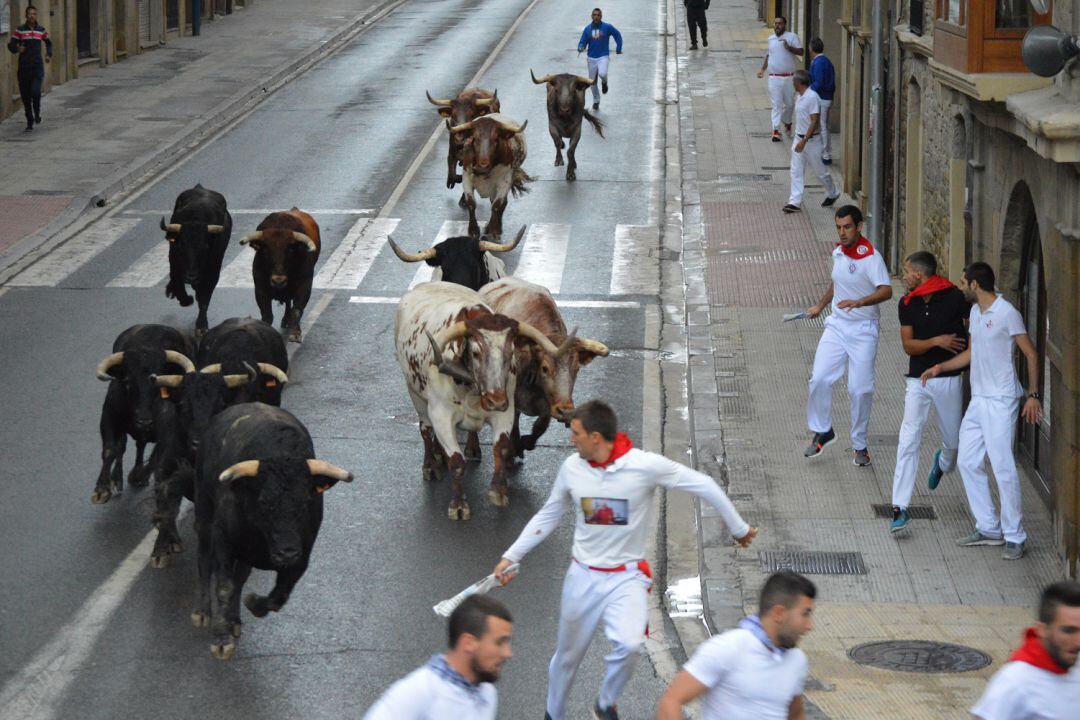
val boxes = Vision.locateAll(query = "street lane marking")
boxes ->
[313,217,400,289]
[610,224,661,296]
[407,221,470,289]
[121,209,374,216]
[349,295,642,309]
[216,246,256,288]
[107,241,169,288]
[8,219,140,287]
[348,295,401,304]
[513,223,570,293]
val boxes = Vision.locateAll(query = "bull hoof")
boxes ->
[210,641,236,661]
[194,327,207,340]
[458,195,468,209]
[149,553,170,569]
[448,501,471,521]
[170,540,185,554]
[127,468,150,488]
[566,170,576,182]
[554,157,564,167]
[243,593,270,618]
[90,488,112,505]
[422,466,438,482]
[287,328,302,343]
[191,611,209,628]
[232,623,242,639]
[447,178,456,189]
[487,487,510,507]
[178,295,194,308]
[520,435,538,452]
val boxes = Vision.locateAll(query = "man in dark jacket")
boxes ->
[7,5,53,132]
[685,0,710,49]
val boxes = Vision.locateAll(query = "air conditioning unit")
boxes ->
[910,0,925,36]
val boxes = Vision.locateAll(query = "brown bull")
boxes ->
[450,113,532,240]
[239,208,321,343]
[426,88,499,204]
[531,70,605,181]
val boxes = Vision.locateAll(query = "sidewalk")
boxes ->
[675,3,1062,718]
[0,0,398,267]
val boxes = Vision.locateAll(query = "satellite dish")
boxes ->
[1021,25,1080,77]
[1028,0,1050,13]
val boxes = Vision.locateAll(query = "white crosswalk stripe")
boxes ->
[408,221,470,289]
[513,223,570,294]
[216,246,257,289]
[313,217,401,290]
[107,241,170,288]
[9,219,141,287]
[610,224,660,296]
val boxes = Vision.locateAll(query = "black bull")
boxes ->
[531,70,605,181]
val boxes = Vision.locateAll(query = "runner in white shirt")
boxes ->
[491,400,757,720]
[921,261,1043,560]
[971,580,1080,719]
[803,205,893,466]
[756,15,802,141]
[364,595,513,720]
[656,571,815,720]
[783,70,839,214]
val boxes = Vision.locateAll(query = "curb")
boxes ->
[0,0,406,283]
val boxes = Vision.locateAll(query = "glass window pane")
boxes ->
[949,0,962,23]
[996,0,1032,28]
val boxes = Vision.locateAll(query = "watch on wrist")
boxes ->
[1028,391,1042,401]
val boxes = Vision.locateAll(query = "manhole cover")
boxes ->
[760,551,867,575]
[849,641,992,673]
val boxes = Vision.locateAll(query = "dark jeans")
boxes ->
[687,7,707,43]
[18,69,43,125]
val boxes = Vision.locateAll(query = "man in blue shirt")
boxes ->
[578,8,623,111]
[808,38,836,164]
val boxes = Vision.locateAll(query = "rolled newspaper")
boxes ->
[433,564,520,618]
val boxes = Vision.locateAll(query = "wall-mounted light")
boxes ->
[1021,25,1079,77]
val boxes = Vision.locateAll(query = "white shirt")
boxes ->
[969,295,1026,398]
[766,32,801,75]
[971,660,1080,720]
[829,241,891,323]
[684,628,808,720]
[794,88,821,136]
[503,447,750,567]
[364,656,497,720]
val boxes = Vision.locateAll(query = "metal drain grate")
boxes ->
[717,173,772,182]
[761,166,791,170]
[849,641,992,673]
[873,504,937,520]
[759,551,867,575]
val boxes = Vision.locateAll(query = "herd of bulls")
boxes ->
[90,74,609,659]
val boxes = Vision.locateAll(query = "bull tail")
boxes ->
[511,167,535,197]
[583,110,605,139]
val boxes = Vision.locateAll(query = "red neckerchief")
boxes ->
[836,237,875,259]
[901,275,956,306]
[1009,627,1069,675]
[589,432,633,468]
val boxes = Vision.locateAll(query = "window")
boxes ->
[934,0,1052,72]
[996,0,1032,28]
[937,0,966,26]
[910,0,925,35]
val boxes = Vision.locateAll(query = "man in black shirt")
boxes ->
[7,5,52,132]
[889,251,969,533]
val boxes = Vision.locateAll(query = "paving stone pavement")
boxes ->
[674,2,1063,718]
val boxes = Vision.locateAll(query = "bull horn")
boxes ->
[577,338,611,357]
[426,90,453,107]
[387,236,437,263]
[256,363,289,384]
[239,231,263,246]
[478,225,526,253]
[516,321,560,356]
[307,460,353,483]
[96,352,125,381]
[164,350,196,374]
[475,91,497,107]
[426,327,473,384]
[531,69,555,84]
[160,217,182,233]
[219,460,259,484]
[223,361,258,389]
[291,232,317,253]
[556,327,579,358]
[449,119,475,134]
[206,224,225,234]
[152,374,184,388]
[199,363,222,374]
[503,119,527,134]
[576,75,596,87]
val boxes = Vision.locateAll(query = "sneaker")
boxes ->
[853,448,871,467]
[771,130,782,142]
[784,122,792,136]
[822,195,840,207]
[24,124,33,133]
[890,507,910,534]
[592,101,600,111]
[601,78,608,94]
[804,428,835,458]
[956,530,1005,547]
[594,702,619,720]
[782,204,801,214]
[689,42,698,49]
[1002,542,1026,561]
[34,114,41,124]
[823,157,832,165]
[927,449,944,490]
[702,36,708,47]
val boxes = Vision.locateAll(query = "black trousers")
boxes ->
[17,69,43,125]
[687,7,707,43]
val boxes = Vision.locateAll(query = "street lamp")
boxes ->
[1021,25,1080,78]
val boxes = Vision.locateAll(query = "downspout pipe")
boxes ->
[869,0,885,247]
[193,0,202,36]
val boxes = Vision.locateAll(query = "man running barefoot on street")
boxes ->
[578,8,623,112]
[492,400,756,720]
[657,571,816,720]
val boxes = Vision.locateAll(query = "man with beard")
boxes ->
[364,595,513,719]
[888,251,968,534]
[577,8,623,111]
[921,262,1043,560]
[656,571,816,719]
[757,15,802,142]
[972,580,1080,718]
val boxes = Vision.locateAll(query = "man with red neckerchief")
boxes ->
[491,400,756,720]
[971,580,1080,719]
[803,205,892,466]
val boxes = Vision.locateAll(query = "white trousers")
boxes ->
[958,395,1027,544]
[819,99,833,159]
[891,376,963,509]
[789,135,838,206]
[808,317,879,451]
[546,561,650,719]
[767,75,795,130]
[587,56,610,102]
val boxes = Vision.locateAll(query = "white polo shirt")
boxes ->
[364,655,497,720]
[969,295,1026,398]
[794,88,822,136]
[971,660,1080,720]
[829,240,891,323]
[684,627,808,720]
[766,32,801,75]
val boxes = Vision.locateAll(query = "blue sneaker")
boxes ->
[890,507,910,534]
[927,449,944,490]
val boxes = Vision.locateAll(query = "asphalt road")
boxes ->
[0,0,669,717]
